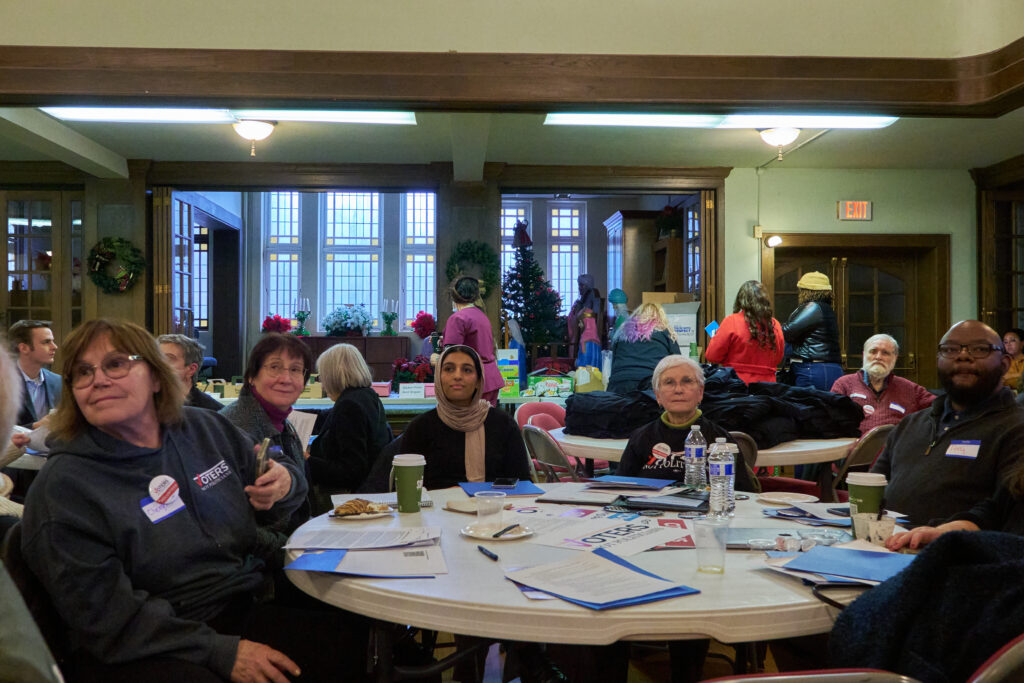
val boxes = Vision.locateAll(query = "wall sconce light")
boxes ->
[765,235,783,248]
[759,127,800,160]
[233,120,275,157]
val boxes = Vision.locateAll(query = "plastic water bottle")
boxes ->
[684,425,707,488]
[708,437,735,519]
[724,442,739,516]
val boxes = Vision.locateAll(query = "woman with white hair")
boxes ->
[607,302,681,394]
[307,343,391,512]
[618,355,756,491]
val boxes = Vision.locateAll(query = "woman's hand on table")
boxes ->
[885,520,978,551]
[245,460,292,510]
[231,639,300,683]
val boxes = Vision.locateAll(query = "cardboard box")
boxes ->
[220,376,245,398]
[371,382,392,397]
[523,369,574,397]
[661,301,702,349]
[496,348,520,398]
[642,291,695,306]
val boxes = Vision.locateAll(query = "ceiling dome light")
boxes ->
[232,120,275,156]
[759,127,800,147]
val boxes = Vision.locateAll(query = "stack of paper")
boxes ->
[762,502,853,527]
[585,475,675,490]
[285,547,447,578]
[505,548,698,609]
[766,545,915,585]
[285,526,441,550]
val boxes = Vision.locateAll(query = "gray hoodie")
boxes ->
[21,407,307,679]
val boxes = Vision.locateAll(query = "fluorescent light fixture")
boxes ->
[544,113,722,128]
[42,107,236,123]
[721,115,897,129]
[233,110,416,125]
[544,113,897,129]
[42,107,416,125]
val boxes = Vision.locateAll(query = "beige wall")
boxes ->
[3,0,1021,58]
[723,167,976,323]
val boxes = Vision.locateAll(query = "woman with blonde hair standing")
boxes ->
[607,302,681,394]
[706,280,785,384]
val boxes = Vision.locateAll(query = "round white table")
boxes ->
[286,485,846,654]
[549,427,855,468]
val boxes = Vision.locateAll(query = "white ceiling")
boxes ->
[1,107,1023,173]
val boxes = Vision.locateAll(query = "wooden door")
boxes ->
[764,234,950,389]
[2,190,84,366]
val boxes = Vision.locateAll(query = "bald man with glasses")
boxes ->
[872,320,1024,527]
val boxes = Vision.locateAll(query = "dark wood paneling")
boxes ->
[0,40,1022,116]
[146,161,448,190]
[972,154,1024,190]
[299,336,410,383]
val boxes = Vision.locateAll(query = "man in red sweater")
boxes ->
[831,333,936,434]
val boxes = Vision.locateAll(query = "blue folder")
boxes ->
[782,545,915,583]
[509,548,699,610]
[284,549,437,579]
[459,481,545,496]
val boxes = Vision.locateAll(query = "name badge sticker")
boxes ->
[140,495,185,523]
[945,440,981,459]
[850,393,868,400]
[889,402,906,414]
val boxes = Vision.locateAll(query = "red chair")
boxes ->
[514,401,566,429]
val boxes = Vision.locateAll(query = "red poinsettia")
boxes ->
[262,314,291,333]
[412,311,436,339]
[392,354,434,390]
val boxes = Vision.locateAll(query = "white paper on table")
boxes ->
[331,490,434,508]
[288,410,318,451]
[531,517,687,556]
[337,546,448,576]
[506,551,673,603]
[285,526,441,550]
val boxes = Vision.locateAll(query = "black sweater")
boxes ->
[399,408,531,490]
[308,386,391,494]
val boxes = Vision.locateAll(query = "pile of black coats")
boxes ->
[564,365,862,448]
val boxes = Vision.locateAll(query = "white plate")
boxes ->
[329,511,393,521]
[758,492,819,505]
[459,525,534,541]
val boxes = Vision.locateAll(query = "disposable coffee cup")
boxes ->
[846,472,887,516]
[392,454,426,513]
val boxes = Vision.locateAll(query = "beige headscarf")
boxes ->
[434,345,491,482]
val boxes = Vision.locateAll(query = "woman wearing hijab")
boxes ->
[706,280,785,384]
[400,344,529,490]
[567,273,603,369]
[440,276,505,406]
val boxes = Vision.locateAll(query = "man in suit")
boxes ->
[157,333,223,411]
[9,320,61,429]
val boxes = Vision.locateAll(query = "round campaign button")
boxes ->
[863,405,875,416]
[148,475,179,505]
[651,442,672,460]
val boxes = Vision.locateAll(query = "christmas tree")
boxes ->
[501,220,565,345]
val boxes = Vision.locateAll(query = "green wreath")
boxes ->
[88,237,147,294]
[445,240,501,298]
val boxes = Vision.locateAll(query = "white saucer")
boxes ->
[758,492,819,505]
[328,511,393,521]
[460,525,534,541]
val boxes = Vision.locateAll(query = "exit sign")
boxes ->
[838,200,872,221]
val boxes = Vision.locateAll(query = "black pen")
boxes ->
[492,524,520,538]
[477,545,499,561]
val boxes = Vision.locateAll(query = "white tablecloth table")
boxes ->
[285,484,847,669]
[549,427,856,468]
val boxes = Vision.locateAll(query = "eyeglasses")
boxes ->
[262,362,306,379]
[660,376,699,389]
[69,353,145,389]
[937,343,1004,359]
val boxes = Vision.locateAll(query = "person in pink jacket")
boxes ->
[706,280,785,384]
[441,276,505,405]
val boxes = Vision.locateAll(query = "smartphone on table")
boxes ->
[492,477,519,489]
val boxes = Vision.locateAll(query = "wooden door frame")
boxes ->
[761,232,951,387]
